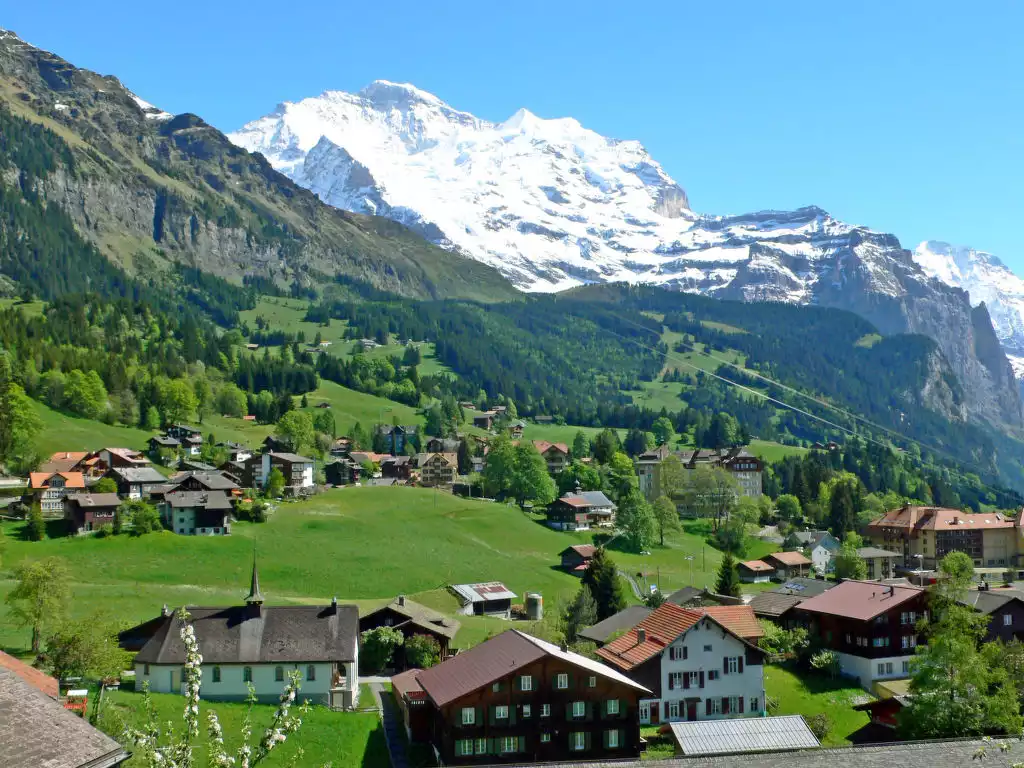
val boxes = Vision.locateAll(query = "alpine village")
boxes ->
[2,11,1024,768]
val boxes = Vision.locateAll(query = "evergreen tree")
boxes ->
[715,552,741,597]
[571,430,591,459]
[582,548,627,620]
[592,429,622,465]
[482,433,517,498]
[561,585,598,643]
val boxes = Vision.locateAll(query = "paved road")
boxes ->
[618,570,644,600]
[371,681,411,768]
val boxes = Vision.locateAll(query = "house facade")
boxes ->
[109,466,167,500]
[418,452,458,487]
[158,491,232,536]
[737,560,773,583]
[64,492,121,534]
[596,603,765,726]
[393,629,649,764]
[133,564,359,708]
[560,545,597,573]
[450,583,517,617]
[547,492,617,531]
[858,547,900,580]
[762,551,812,580]
[636,446,763,501]
[359,595,460,668]
[243,451,315,492]
[534,442,569,474]
[792,580,928,688]
[379,425,418,455]
[960,589,1024,643]
[28,471,85,514]
[792,531,841,574]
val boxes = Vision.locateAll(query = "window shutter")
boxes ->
[723,697,730,715]
[489,706,496,726]
[603,730,609,748]
[664,702,670,719]
[519,736,526,753]
[509,706,517,726]
[668,674,674,690]
[683,646,688,660]
[723,656,729,675]
[683,674,690,690]
[565,703,572,720]
[699,671,705,689]
[477,707,484,726]
[738,657,744,674]
[739,697,745,714]
[706,699,712,716]
[489,738,497,754]
[585,731,592,750]
[586,701,594,721]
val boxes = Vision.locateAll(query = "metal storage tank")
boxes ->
[525,592,543,621]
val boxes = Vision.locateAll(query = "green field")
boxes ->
[765,665,872,745]
[97,687,388,768]
[748,439,808,462]
[30,399,156,455]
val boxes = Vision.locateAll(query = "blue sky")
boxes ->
[6,2,1023,267]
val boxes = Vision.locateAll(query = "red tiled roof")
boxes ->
[567,544,597,558]
[766,551,812,567]
[28,471,85,490]
[596,602,762,671]
[739,560,773,572]
[0,650,59,699]
[796,579,924,621]
[869,505,1015,532]
[533,441,569,455]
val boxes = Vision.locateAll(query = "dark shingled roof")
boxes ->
[361,597,461,640]
[748,592,804,619]
[167,471,241,491]
[666,586,703,606]
[163,491,233,510]
[0,667,129,768]
[65,493,121,509]
[578,606,653,644]
[135,604,358,665]
[111,466,166,483]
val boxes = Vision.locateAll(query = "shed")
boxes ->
[669,714,819,757]
[449,582,517,617]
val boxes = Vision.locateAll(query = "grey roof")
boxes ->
[111,466,166,483]
[149,435,180,446]
[134,604,358,665]
[0,667,129,768]
[267,452,314,464]
[748,592,804,618]
[577,490,615,508]
[666,586,704,606]
[180,460,218,471]
[670,715,819,756]
[167,471,240,491]
[960,589,1024,614]
[450,582,517,604]
[792,530,838,549]
[361,597,461,640]
[772,578,835,597]
[163,491,233,510]
[65,493,121,508]
[578,606,653,644]
[856,546,901,559]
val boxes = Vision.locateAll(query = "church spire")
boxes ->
[245,550,264,606]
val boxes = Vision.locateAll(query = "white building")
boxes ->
[244,451,315,491]
[597,603,766,725]
[132,562,359,708]
[792,531,841,575]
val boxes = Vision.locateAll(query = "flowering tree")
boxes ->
[122,610,322,767]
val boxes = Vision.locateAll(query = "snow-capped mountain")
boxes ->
[914,241,1024,369]
[230,82,1023,427]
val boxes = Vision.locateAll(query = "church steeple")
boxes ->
[245,552,264,606]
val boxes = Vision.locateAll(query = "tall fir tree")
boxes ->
[582,548,627,620]
[715,552,741,597]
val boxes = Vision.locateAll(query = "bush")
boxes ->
[405,634,441,669]
[25,504,45,541]
[807,712,832,741]
[94,524,114,539]
[810,650,840,678]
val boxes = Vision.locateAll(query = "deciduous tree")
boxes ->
[616,489,656,553]
[6,557,70,653]
[833,532,867,580]
[361,626,404,672]
[652,495,680,546]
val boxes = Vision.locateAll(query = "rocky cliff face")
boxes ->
[0,30,516,302]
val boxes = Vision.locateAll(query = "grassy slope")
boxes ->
[98,688,388,768]
[765,665,871,746]
[29,399,156,456]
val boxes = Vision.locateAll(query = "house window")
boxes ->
[571,732,586,752]
[607,699,619,715]
[670,646,687,661]
[728,696,739,713]
[1005,614,1014,627]
[902,661,910,674]
[456,739,474,756]
[669,672,683,689]
[901,635,917,649]
[492,681,501,692]
[872,637,889,648]
[607,730,620,749]
[495,705,509,720]
[541,704,550,717]
[522,704,531,718]
[588,675,597,688]
[703,644,712,652]
[726,657,738,674]
[243,667,253,683]
[144,664,150,676]
[708,669,720,681]
[710,698,722,715]
[307,665,316,681]
[541,733,551,744]
[572,701,585,718]
[668,701,680,719]
[845,634,852,644]
[275,666,284,682]
[687,672,699,688]
[461,707,475,726]
[750,697,759,713]
[556,673,568,689]
[212,666,221,683]
[886,662,893,674]
[520,675,533,691]
[901,611,916,625]
[475,738,487,754]
[384,618,393,626]
[877,663,885,676]
[500,736,517,754]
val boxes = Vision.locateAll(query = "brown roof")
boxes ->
[0,650,58,699]
[532,441,569,455]
[748,592,804,619]
[765,551,813,567]
[795,580,924,621]
[415,630,645,706]
[739,559,774,572]
[362,597,461,640]
[391,667,426,700]
[39,451,88,473]
[561,544,597,558]
[596,603,762,671]
[869,505,1016,532]
[65,493,122,509]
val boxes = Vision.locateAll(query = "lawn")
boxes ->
[764,665,872,746]
[30,399,156,455]
[97,687,388,768]
[520,422,622,446]
[749,439,808,462]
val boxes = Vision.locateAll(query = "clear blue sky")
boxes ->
[6,2,1023,267]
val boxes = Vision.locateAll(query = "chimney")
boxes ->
[331,596,339,612]
[887,585,895,597]
[162,604,171,617]
[398,595,406,607]
[637,629,647,644]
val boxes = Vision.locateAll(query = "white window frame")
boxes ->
[475,738,487,755]
[727,657,738,674]
[687,671,699,688]
[522,704,531,718]
[710,698,722,715]
[572,732,586,752]
[750,697,759,713]
[572,701,585,718]
[540,704,550,717]
[541,733,551,744]
[495,705,509,720]
[588,675,597,688]
[1005,613,1014,627]
[461,707,475,726]
[728,695,739,713]
[608,729,619,748]
[457,740,474,756]
[607,699,619,715]
[500,736,517,754]
[668,701,680,719]
[877,663,885,676]
[556,673,568,689]
[520,675,533,691]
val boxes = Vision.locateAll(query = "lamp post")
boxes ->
[685,555,694,586]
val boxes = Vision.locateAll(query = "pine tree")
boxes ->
[582,548,627,620]
[715,552,741,597]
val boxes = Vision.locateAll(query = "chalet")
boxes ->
[377,425,418,454]
[216,441,252,463]
[450,582,517,618]
[262,434,292,453]
[578,606,653,646]
[392,629,649,764]
[533,441,569,474]
[28,471,85,514]
[0,652,130,768]
[748,578,835,623]
[324,458,361,486]
[867,504,1021,572]
[164,471,239,494]
[417,452,458,487]
[857,547,900,580]
[158,491,232,536]
[107,466,167,500]
[665,587,705,608]
[133,562,359,708]
[792,580,928,687]
[960,589,1024,643]
[596,603,766,726]
[852,695,908,731]
[381,455,413,480]
[38,450,88,474]
[426,437,461,454]
[472,411,497,430]
[166,424,203,442]
[97,447,151,468]
[329,438,353,457]
[681,448,764,498]
[148,435,181,454]
[560,544,597,573]
[316,399,332,405]
[243,451,315,492]
[359,595,461,668]
[737,560,774,583]
[179,459,218,472]
[547,491,617,531]
[64,493,121,534]
[507,420,526,439]
[762,551,812,580]
[791,530,840,575]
